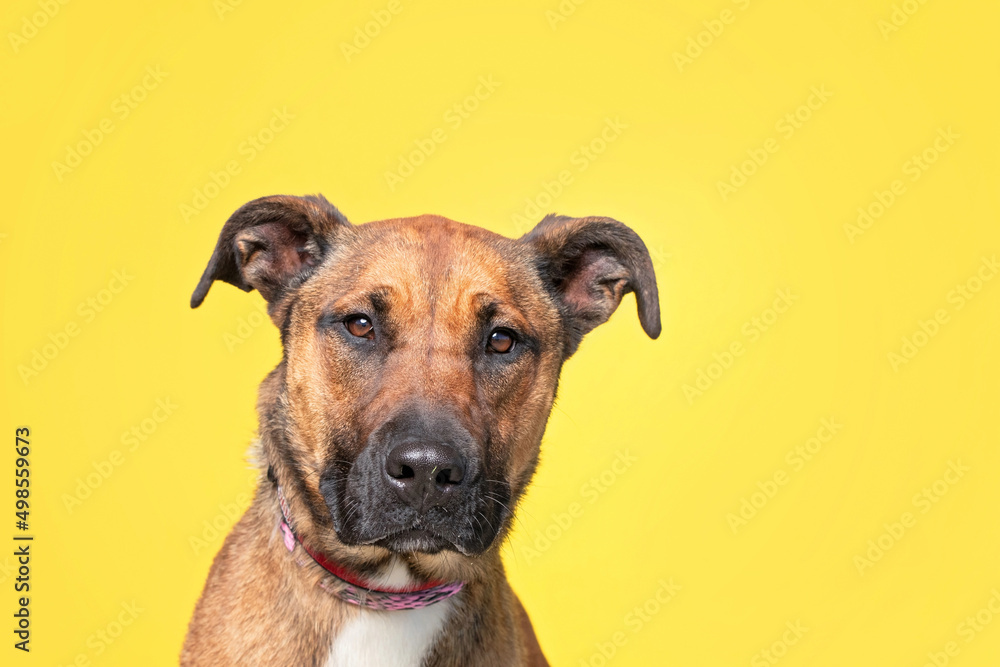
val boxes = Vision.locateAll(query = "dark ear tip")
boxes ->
[190,279,211,309]
[638,287,661,339]
[642,318,662,339]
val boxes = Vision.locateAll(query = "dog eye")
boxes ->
[487,328,515,354]
[345,315,374,339]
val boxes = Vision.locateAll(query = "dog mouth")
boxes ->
[324,456,513,557]
[334,506,501,557]
[342,487,517,554]
[374,527,458,555]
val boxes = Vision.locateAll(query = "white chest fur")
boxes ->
[324,601,453,667]
[323,558,454,667]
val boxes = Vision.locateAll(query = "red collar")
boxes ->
[275,483,465,609]
[292,529,445,593]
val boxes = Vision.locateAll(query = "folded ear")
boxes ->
[190,194,350,311]
[521,214,660,357]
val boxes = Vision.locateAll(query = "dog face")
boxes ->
[192,195,659,564]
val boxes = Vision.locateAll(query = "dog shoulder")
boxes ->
[181,492,336,665]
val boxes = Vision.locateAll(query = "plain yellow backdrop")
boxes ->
[2,0,999,664]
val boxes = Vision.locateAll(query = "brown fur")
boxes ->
[183,195,659,665]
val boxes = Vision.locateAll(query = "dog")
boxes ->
[182,194,660,666]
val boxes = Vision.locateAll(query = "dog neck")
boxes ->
[272,478,465,611]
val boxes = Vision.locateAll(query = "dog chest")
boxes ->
[323,599,453,667]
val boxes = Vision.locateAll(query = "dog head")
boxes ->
[192,194,659,570]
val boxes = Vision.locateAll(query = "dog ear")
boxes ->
[190,194,350,311]
[522,214,660,356]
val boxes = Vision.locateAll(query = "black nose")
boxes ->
[385,441,466,512]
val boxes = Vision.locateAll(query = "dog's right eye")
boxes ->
[344,314,375,339]
[487,328,516,354]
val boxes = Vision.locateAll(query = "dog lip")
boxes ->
[375,527,460,555]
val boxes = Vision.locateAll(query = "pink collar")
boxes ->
[276,484,464,610]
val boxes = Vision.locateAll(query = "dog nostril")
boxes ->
[434,468,463,486]
[385,441,467,502]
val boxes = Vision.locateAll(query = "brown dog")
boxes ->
[182,194,660,666]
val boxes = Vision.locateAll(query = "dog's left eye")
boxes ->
[345,315,374,339]
[487,328,516,354]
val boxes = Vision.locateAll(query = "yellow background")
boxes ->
[2,0,999,664]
